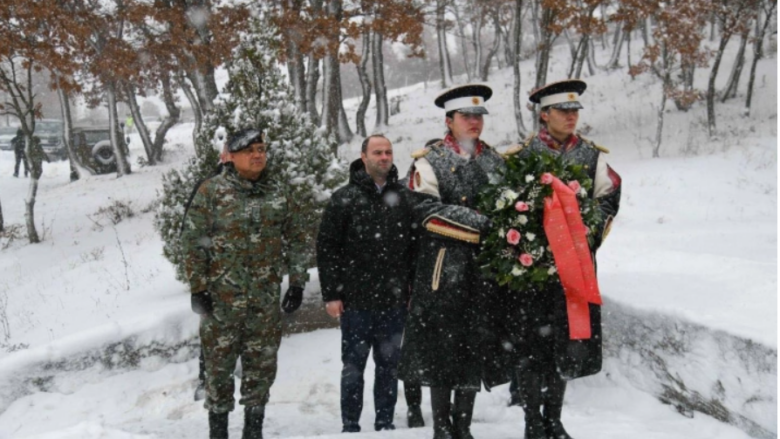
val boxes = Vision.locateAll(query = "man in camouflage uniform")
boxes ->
[181,128,309,439]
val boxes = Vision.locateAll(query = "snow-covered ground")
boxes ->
[0,35,775,439]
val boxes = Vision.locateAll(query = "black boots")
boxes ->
[431,387,455,439]
[243,405,265,439]
[517,370,546,439]
[408,404,425,428]
[452,390,476,439]
[430,387,476,439]
[517,369,574,439]
[209,411,229,439]
[406,383,425,428]
[543,374,573,439]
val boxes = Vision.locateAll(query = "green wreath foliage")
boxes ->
[477,152,602,291]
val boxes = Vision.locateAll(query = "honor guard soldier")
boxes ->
[505,79,622,439]
[398,84,510,439]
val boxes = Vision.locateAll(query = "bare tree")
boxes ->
[706,0,757,137]
[512,0,528,138]
[745,0,776,115]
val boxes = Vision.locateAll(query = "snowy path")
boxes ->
[1,328,755,439]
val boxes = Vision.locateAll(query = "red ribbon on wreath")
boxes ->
[543,176,602,340]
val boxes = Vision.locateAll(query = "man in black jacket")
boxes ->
[317,135,420,433]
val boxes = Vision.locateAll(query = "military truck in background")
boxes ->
[59,125,131,174]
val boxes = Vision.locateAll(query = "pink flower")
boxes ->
[540,173,554,184]
[515,201,529,212]
[567,180,581,192]
[506,229,521,245]
[519,253,533,267]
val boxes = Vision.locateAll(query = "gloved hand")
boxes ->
[282,286,304,314]
[191,291,214,315]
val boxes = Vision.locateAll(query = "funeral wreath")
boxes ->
[477,151,602,291]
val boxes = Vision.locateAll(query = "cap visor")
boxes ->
[456,107,489,115]
[549,102,583,110]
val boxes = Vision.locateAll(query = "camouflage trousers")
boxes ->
[200,299,282,414]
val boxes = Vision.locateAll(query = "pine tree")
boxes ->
[154,19,347,281]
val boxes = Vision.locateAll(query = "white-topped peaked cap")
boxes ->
[434,84,493,115]
[529,79,587,110]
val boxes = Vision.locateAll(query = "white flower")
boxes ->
[579,188,587,197]
[518,215,528,225]
[511,266,526,276]
[501,189,520,202]
[548,266,557,275]
[525,174,535,183]
[495,199,507,210]
[498,228,506,238]
[526,232,536,241]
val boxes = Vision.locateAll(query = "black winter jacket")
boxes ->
[317,159,417,311]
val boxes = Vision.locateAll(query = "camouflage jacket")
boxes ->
[181,164,310,298]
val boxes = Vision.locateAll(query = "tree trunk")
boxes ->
[153,74,180,163]
[373,30,389,129]
[436,0,453,88]
[106,82,131,176]
[176,73,202,152]
[124,83,156,165]
[564,29,578,68]
[746,1,776,116]
[472,16,484,81]
[452,0,473,82]
[707,35,731,137]
[512,0,527,139]
[356,28,372,137]
[24,159,40,244]
[533,6,554,131]
[721,28,749,102]
[480,12,502,81]
[286,34,307,111]
[55,76,93,181]
[642,17,651,48]
[653,85,666,158]
[608,26,625,69]
[574,35,590,79]
[306,55,321,125]
[0,197,3,233]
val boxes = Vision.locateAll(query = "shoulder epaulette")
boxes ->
[411,147,432,159]
[501,132,535,159]
[581,136,610,154]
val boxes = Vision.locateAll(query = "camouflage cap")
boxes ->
[227,128,265,153]
[529,79,587,110]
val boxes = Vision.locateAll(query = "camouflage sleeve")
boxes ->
[180,182,214,294]
[283,190,311,288]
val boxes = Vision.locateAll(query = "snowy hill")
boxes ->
[0,36,775,438]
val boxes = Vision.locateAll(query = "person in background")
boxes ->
[317,134,422,433]
[12,129,28,178]
[181,128,309,439]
